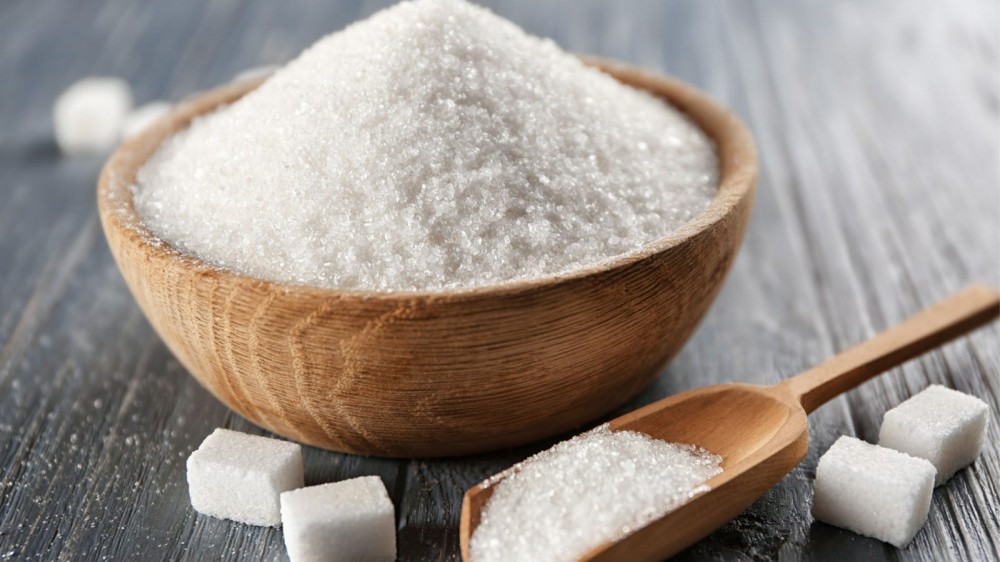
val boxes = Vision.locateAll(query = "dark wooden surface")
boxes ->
[1,1,997,560]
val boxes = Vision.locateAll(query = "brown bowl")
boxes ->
[97,58,757,457]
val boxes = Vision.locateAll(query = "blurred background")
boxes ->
[1,1,998,561]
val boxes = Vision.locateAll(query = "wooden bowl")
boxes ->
[97,58,757,458]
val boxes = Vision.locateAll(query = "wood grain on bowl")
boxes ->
[96,59,757,457]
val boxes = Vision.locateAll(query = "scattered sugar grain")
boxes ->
[134,0,717,292]
[879,384,989,485]
[469,424,722,562]
[122,101,172,140]
[186,428,304,526]
[54,77,133,155]
[280,476,396,562]
[812,436,935,547]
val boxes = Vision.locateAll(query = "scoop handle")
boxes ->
[777,285,1000,413]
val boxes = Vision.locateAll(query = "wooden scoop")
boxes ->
[460,285,1000,561]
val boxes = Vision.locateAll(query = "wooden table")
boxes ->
[1,1,997,560]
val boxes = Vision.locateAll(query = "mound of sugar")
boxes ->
[186,428,304,526]
[280,476,396,562]
[54,77,133,155]
[879,385,989,485]
[469,424,722,562]
[134,0,717,292]
[812,436,935,547]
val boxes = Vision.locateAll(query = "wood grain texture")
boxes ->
[97,61,756,458]
[0,0,997,560]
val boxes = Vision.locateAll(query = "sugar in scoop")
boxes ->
[469,424,722,562]
[134,0,717,292]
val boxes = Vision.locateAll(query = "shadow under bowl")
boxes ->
[97,57,757,457]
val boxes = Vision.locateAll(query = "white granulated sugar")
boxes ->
[812,436,936,547]
[134,0,717,292]
[469,424,722,562]
[879,385,989,485]
[186,428,304,526]
[54,77,133,155]
[280,476,396,562]
[121,101,172,140]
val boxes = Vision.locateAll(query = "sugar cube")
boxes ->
[812,436,936,547]
[121,101,172,140]
[53,77,133,155]
[280,476,396,562]
[186,428,303,526]
[879,385,989,485]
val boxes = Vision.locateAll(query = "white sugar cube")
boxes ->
[53,77,133,155]
[186,428,303,526]
[121,101,172,140]
[812,436,935,547]
[280,476,396,562]
[879,385,989,485]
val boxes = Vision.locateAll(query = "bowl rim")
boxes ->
[98,56,757,301]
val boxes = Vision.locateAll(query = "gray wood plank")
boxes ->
[0,0,997,561]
